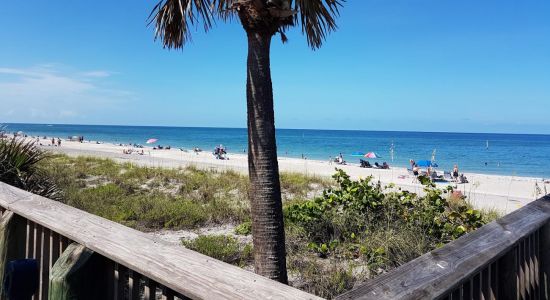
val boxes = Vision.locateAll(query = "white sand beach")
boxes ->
[36,138,549,215]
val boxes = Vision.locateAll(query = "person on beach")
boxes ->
[409,159,415,170]
[57,138,61,147]
[413,164,420,176]
[452,165,459,181]
[51,138,55,146]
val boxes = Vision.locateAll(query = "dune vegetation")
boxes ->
[30,154,500,298]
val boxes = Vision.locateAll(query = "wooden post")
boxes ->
[498,246,519,300]
[540,222,550,299]
[48,243,110,300]
[0,211,27,300]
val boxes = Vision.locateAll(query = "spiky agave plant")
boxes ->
[149,0,342,283]
[0,137,60,199]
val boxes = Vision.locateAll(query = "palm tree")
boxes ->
[149,0,341,283]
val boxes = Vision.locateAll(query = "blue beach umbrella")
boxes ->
[416,160,438,168]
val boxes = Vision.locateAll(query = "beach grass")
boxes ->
[40,155,329,230]
[40,154,495,299]
[182,234,254,267]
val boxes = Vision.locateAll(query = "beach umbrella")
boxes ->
[146,138,158,144]
[350,152,365,157]
[364,152,382,159]
[416,160,438,168]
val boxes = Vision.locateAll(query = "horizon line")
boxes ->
[3,122,550,137]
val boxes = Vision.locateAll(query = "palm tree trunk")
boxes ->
[245,30,288,284]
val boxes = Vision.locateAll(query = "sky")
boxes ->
[0,1,549,134]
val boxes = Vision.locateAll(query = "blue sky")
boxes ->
[0,0,549,134]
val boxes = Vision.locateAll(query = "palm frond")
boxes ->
[0,137,61,200]
[293,0,343,49]
[149,0,237,49]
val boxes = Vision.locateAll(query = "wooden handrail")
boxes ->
[336,195,550,300]
[0,182,320,300]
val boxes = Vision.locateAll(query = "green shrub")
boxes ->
[234,221,252,235]
[285,169,486,257]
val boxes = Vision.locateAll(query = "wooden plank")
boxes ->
[106,259,115,300]
[473,273,481,300]
[26,220,34,258]
[40,227,50,300]
[0,182,321,300]
[0,211,28,299]
[489,262,497,300]
[129,270,142,300]
[450,287,460,300]
[481,268,489,300]
[162,286,175,300]
[535,229,541,299]
[540,223,550,300]
[144,278,158,300]
[49,230,60,270]
[49,243,110,300]
[34,224,43,300]
[336,195,550,300]
[498,247,519,300]
[115,263,128,300]
[528,236,536,299]
[518,239,526,299]
[463,278,472,300]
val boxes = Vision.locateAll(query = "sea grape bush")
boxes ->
[285,169,486,259]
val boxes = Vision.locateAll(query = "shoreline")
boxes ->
[29,137,550,215]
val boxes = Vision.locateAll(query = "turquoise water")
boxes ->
[4,123,550,178]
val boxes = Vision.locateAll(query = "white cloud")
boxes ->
[0,65,134,123]
[81,70,112,78]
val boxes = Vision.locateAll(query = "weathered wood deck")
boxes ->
[0,182,321,300]
[2,179,549,300]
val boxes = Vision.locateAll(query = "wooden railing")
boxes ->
[0,182,320,300]
[3,178,549,300]
[336,194,550,300]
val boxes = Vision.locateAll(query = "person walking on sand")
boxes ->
[57,138,61,147]
[51,137,55,146]
[452,165,459,182]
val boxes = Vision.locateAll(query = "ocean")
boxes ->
[3,123,550,178]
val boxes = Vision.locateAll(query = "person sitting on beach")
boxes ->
[452,165,459,181]
[382,162,389,169]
